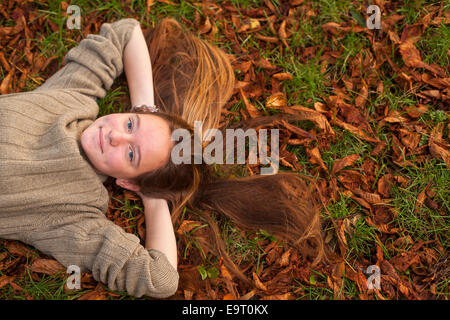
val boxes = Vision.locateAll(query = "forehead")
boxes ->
[135,113,173,172]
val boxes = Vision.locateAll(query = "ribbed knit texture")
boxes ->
[0,18,179,298]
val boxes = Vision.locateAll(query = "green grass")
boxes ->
[391,161,449,245]
[0,270,79,300]
[417,23,450,68]
[97,86,130,117]
[310,0,355,24]
[275,54,330,107]
[395,0,428,25]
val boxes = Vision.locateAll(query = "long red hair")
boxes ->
[131,18,328,286]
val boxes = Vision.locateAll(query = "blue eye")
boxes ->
[128,146,134,162]
[127,118,133,132]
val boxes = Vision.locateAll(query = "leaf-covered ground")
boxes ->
[0,0,448,300]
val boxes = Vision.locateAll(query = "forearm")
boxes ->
[143,199,177,271]
[123,24,155,108]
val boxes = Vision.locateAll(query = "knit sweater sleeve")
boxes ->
[35,18,140,101]
[21,211,179,298]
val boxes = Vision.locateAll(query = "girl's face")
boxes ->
[81,113,173,186]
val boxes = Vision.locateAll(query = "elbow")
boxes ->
[144,248,179,298]
[151,269,179,299]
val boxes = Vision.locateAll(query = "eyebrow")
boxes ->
[135,114,141,169]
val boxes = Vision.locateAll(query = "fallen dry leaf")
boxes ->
[307,147,328,173]
[265,92,287,109]
[30,259,65,275]
[331,154,359,175]
[428,123,450,167]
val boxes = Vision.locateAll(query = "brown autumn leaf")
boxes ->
[418,89,441,100]
[279,120,316,140]
[0,68,14,94]
[264,266,295,293]
[321,22,345,35]
[176,220,202,236]
[279,146,302,171]
[239,88,261,118]
[234,80,251,90]
[307,147,328,173]
[332,261,345,281]
[404,104,429,118]
[371,141,387,157]
[265,92,287,109]
[338,102,368,126]
[254,56,278,70]
[30,53,47,75]
[157,0,177,6]
[332,117,380,143]
[3,240,38,259]
[222,293,235,300]
[239,289,256,300]
[415,185,428,213]
[313,101,329,113]
[0,275,12,289]
[261,292,293,300]
[393,235,414,248]
[199,16,212,34]
[353,188,382,205]
[288,105,335,137]
[377,174,393,198]
[421,73,450,89]
[331,154,359,175]
[365,217,400,234]
[346,265,369,296]
[220,263,233,281]
[389,252,421,273]
[252,271,267,291]
[399,40,446,77]
[343,214,361,237]
[136,213,146,240]
[398,128,420,150]
[278,248,291,267]
[428,123,450,167]
[376,242,384,263]
[30,259,65,275]
[237,18,261,33]
[0,252,7,263]
[233,60,252,73]
[0,51,10,71]
[346,191,372,210]
[335,219,348,257]
[380,110,409,125]
[278,19,290,50]
[265,245,282,264]
[380,260,421,299]
[337,170,370,191]
[272,72,293,81]
[78,287,109,300]
[254,33,279,43]
[355,79,369,108]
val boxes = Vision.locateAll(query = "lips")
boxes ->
[98,127,103,153]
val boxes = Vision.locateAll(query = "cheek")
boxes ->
[105,152,123,171]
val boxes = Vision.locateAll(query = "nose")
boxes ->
[109,130,130,147]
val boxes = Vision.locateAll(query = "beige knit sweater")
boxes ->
[0,18,179,298]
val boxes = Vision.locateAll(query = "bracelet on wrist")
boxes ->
[132,104,159,113]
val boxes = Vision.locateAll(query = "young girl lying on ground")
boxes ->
[0,18,326,298]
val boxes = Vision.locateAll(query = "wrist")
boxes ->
[143,198,168,210]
